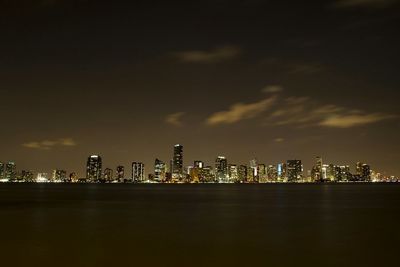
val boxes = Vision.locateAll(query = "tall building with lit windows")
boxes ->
[249,159,258,182]
[116,166,125,182]
[86,155,102,182]
[154,159,166,182]
[52,170,67,182]
[228,164,238,183]
[5,161,17,181]
[21,170,34,182]
[258,164,267,183]
[104,168,114,182]
[0,162,4,181]
[215,156,228,183]
[172,144,183,179]
[311,156,323,182]
[132,162,145,183]
[267,165,278,182]
[238,165,247,183]
[287,160,303,182]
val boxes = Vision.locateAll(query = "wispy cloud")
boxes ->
[205,86,396,128]
[274,137,285,143]
[334,0,399,8]
[265,97,397,128]
[174,46,241,64]
[319,113,397,128]
[22,138,77,150]
[206,95,278,126]
[165,112,186,126]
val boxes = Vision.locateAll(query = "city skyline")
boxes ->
[1,0,399,178]
[0,144,397,182]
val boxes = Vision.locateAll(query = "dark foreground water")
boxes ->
[0,184,399,267]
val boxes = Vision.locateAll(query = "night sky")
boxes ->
[1,0,399,177]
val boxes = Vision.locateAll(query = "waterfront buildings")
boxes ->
[132,162,145,183]
[86,155,102,182]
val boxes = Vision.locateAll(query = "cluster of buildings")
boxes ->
[0,144,398,183]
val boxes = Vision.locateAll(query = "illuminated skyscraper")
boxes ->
[267,165,278,182]
[286,160,303,182]
[154,159,166,182]
[132,162,145,183]
[36,173,49,183]
[228,164,238,183]
[249,159,258,183]
[104,168,113,182]
[172,144,183,179]
[361,164,371,181]
[116,166,125,182]
[312,157,323,182]
[356,162,363,176]
[0,162,4,181]
[5,161,17,181]
[52,170,67,182]
[86,155,102,182]
[200,166,214,183]
[215,156,228,183]
[21,170,34,182]
[69,172,79,183]
[238,165,247,183]
[258,164,267,183]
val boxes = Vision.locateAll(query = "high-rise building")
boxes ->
[286,160,303,182]
[258,164,267,183]
[0,162,4,181]
[69,172,79,183]
[327,164,336,181]
[336,165,351,181]
[249,159,258,183]
[5,161,17,182]
[103,168,113,182]
[238,165,248,183]
[215,156,228,183]
[86,155,102,182]
[21,170,34,182]
[154,159,166,182]
[52,170,67,182]
[116,166,125,182]
[36,173,49,183]
[311,157,323,182]
[361,164,371,181]
[277,163,286,182]
[132,162,145,183]
[228,164,238,183]
[267,165,278,182]
[172,144,183,179]
[356,162,363,176]
[200,166,214,183]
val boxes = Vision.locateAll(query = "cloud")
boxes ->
[262,85,284,94]
[22,138,77,150]
[165,112,186,126]
[274,138,285,143]
[206,95,277,125]
[334,0,399,8]
[319,113,397,128]
[265,97,396,128]
[174,46,241,64]
[205,85,396,128]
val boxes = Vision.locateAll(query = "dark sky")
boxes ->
[1,0,399,177]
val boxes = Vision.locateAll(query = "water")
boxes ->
[0,184,399,267]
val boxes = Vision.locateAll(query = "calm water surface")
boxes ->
[0,184,399,267]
